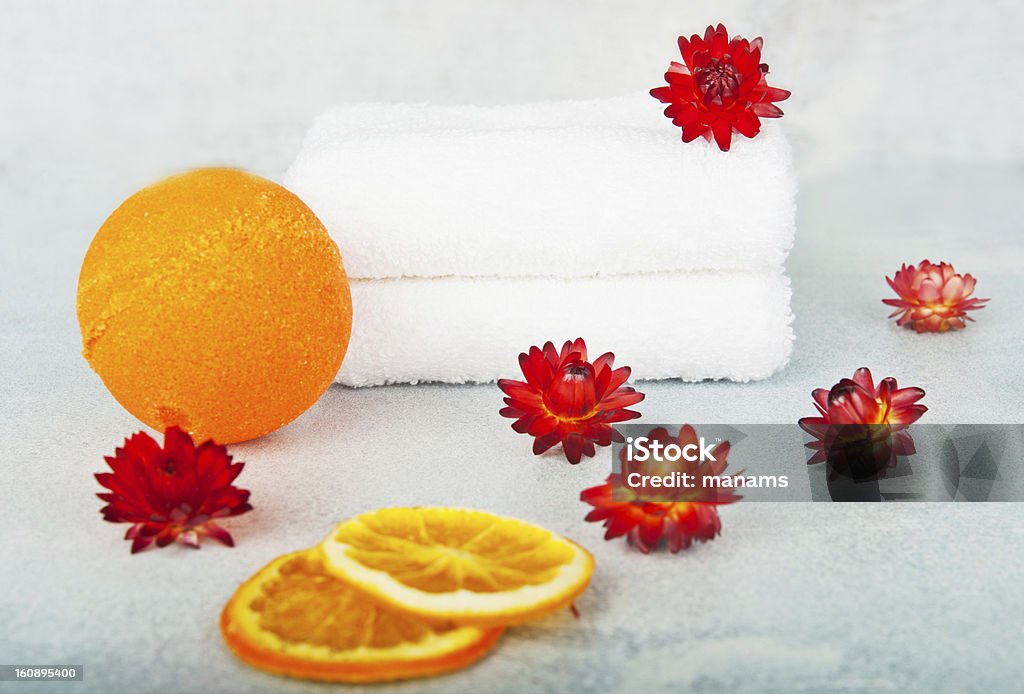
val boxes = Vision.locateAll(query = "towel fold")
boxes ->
[338,271,793,387]
[284,96,796,280]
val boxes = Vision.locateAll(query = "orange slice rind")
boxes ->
[220,549,502,683]
[318,507,594,628]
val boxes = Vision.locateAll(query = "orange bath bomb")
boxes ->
[77,168,352,443]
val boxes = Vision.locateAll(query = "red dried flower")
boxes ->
[95,427,253,553]
[883,260,989,333]
[798,368,926,470]
[650,23,791,151]
[581,426,741,553]
[498,338,644,464]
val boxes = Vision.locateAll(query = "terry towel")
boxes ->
[285,96,796,386]
[284,96,796,279]
[341,272,793,387]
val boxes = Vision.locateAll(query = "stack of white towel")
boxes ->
[285,96,795,387]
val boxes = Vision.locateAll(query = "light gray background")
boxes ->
[2,1,1022,692]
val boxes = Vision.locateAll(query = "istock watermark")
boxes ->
[610,423,1024,502]
[624,434,720,463]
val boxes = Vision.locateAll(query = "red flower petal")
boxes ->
[752,102,784,118]
[760,86,792,102]
[681,123,709,143]
[711,119,733,151]
[734,110,761,137]
[650,86,675,103]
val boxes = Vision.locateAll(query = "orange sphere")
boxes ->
[77,168,352,443]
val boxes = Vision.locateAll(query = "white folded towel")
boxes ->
[284,96,796,280]
[287,96,797,386]
[339,271,793,387]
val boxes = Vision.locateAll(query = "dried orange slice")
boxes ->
[220,550,502,683]
[319,507,594,627]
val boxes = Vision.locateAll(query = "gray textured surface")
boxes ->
[2,2,1023,693]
